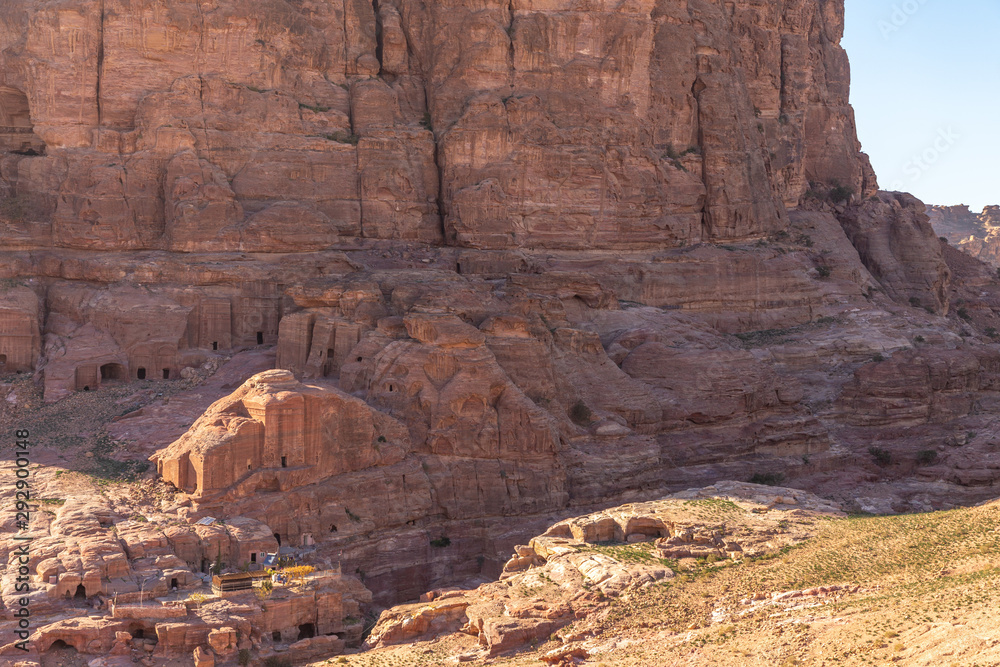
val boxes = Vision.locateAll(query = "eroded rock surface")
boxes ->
[366,482,844,656]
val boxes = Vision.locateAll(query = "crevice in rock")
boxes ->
[433,132,446,244]
[421,85,447,244]
[692,78,709,242]
[506,0,515,74]
[372,0,384,75]
[96,0,106,126]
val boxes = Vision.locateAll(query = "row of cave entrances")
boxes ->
[77,331,268,391]
[101,363,169,381]
[46,622,156,653]
[79,363,170,392]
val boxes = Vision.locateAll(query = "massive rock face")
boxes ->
[2,1,997,663]
[0,0,874,252]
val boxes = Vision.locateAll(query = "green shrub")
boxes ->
[916,450,938,465]
[430,536,451,548]
[869,446,892,467]
[957,307,971,321]
[816,265,832,279]
[238,648,252,666]
[914,335,925,343]
[872,353,885,362]
[830,184,854,203]
[749,472,785,486]
[325,131,360,145]
[568,401,593,426]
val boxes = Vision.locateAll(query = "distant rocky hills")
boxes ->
[927,204,1000,265]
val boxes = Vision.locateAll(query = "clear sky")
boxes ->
[843,0,998,211]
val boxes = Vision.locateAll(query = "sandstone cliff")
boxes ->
[0,0,877,252]
[0,1,994,665]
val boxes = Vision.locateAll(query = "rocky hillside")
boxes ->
[335,484,1000,666]
[0,1,998,666]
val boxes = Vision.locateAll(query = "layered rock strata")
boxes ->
[0,0,875,254]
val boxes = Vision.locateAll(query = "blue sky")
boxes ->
[843,0,999,211]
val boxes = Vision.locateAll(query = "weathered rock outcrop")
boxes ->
[154,369,409,497]
[0,283,40,373]
[837,192,951,313]
[366,482,844,655]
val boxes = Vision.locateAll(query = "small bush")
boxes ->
[916,450,938,465]
[263,657,292,667]
[325,131,360,145]
[909,297,921,307]
[749,472,785,486]
[869,446,892,467]
[430,536,451,548]
[299,102,330,112]
[815,265,832,279]
[872,353,885,362]
[238,649,252,666]
[957,307,971,321]
[914,335,925,343]
[569,401,593,426]
[830,184,854,203]
[987,327,999,339]
[421,112,433,130]
[345,508,362,523]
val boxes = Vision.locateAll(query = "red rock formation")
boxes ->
[0,284,40,373]
[154,369,409,497]
[2,1,996,663]
[0,0,874,253]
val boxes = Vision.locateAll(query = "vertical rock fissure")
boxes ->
[692,79,709,241]
[372,0,384,74]
[424,86,446,243]
[96,0,106,126]
[506,0,515,76]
